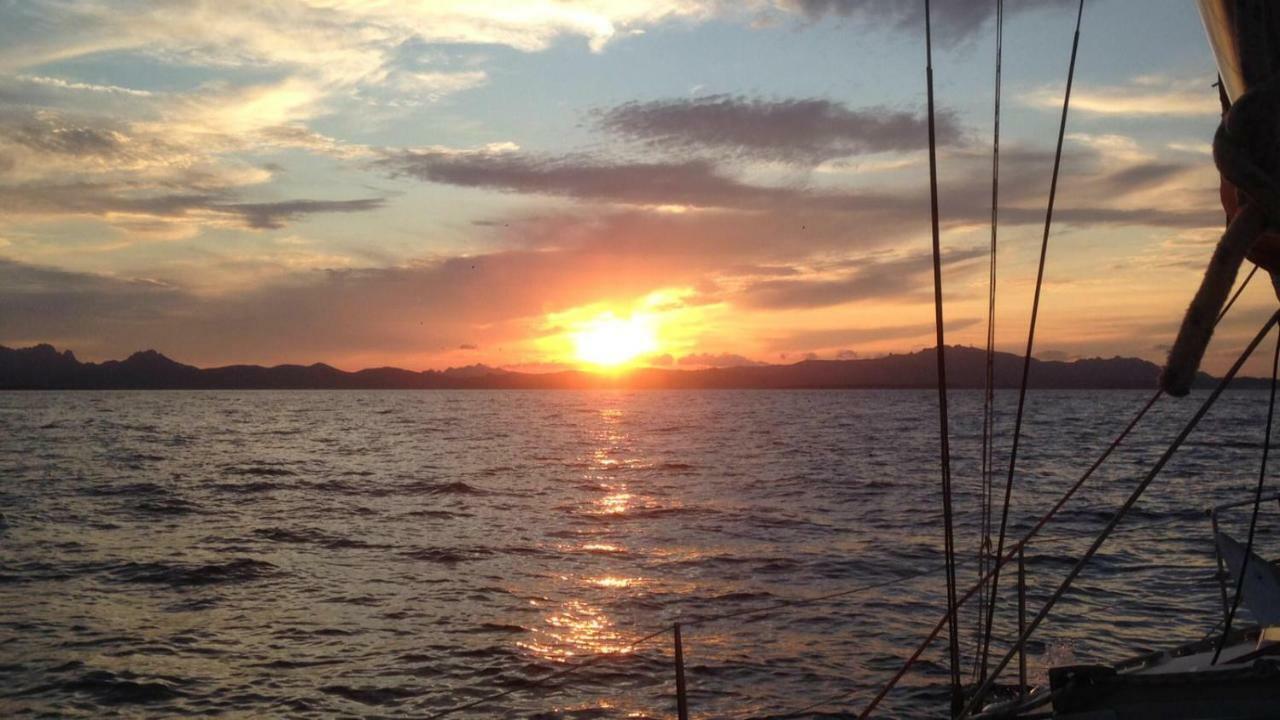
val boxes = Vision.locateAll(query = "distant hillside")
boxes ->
[0,343,1250,390]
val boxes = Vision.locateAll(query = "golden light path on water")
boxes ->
[518,404,660,666]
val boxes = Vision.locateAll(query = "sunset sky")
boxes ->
[0,0,1268,374]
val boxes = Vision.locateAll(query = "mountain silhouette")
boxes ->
[0,343,1245,390]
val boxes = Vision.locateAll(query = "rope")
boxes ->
[680,563,952,628]
[978,0,1084,678]
[975,0,1004,685]
[1223,264,1261,321]
[1211,325,1280,664]
[957,309,1280,719]
[922,0,964,707]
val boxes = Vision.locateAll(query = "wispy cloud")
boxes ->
[1023,76,1218,117]
[17,75,153,97]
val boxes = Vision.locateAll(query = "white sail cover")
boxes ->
[1216,532,1280,626]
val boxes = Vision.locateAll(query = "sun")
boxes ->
[571,312,658,368]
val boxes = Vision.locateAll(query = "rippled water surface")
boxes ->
[2,389,1278,718]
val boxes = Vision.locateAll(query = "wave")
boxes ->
[9,669,186,706]
[107,558,277,588]
[251,527,387,550]
[224,465,297,477]
[419,480,489,496]
[400,547,491,564]
[320,684,421,706]
[210,480,280,494]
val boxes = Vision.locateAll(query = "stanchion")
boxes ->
[1017,547,1027,701]
[674,623,689,720]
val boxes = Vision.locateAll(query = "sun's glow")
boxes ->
[570,311,658,368]
[535,288,728,371]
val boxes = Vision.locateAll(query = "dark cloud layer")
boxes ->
[11,122,123,157]
[677,352,767,368]
[766,319,981,352]
[788,0,1075,40]
[597,95,959,163]
[740,245,986,310]
[381,150,806,210]
[0,181,385,230]
[222,199,386,229]
[380,143,1215,232]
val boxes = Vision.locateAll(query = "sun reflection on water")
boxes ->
[520,401,658,665]
[519,599,639,661]
[597,490,633,515]
[590,575,641,589]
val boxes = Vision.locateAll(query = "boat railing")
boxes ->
[1208,490,1280,625]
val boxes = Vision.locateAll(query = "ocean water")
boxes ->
[1,389,1277,719]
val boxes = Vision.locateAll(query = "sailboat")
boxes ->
[959,1,1280,718]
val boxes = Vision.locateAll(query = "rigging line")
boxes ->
[1211,322,1280,665]
[852,261,1261,719]
[680,562,953,627]
[424,626,671,720]
[1222,264,1260,322]
[977,0,1084,679]
[720,510,1212,720]
[423,485,1231,720]
[922,0,964,708]
[689,501,1199,634]
[958,309,1280,719]
[857,386,1157,720]
[975,0,1004,684]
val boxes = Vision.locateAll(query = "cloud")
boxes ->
[392,70,489,101]
[17,74,153,97]
[765,319,981,353]
[0,181,384,231]
[0,229,733,366]
[1023,76,1219,117]
[0,2,719,79]
[676,352,767,368]
[739,246,986,310]
[597,95,959,163]
[379,148,818,210]
[0,258,186,353]
[220,199,386,230]
[0,104,385,233]
[7,118,125,158]
[382,137,1220,232]
[783,0,1074,40]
